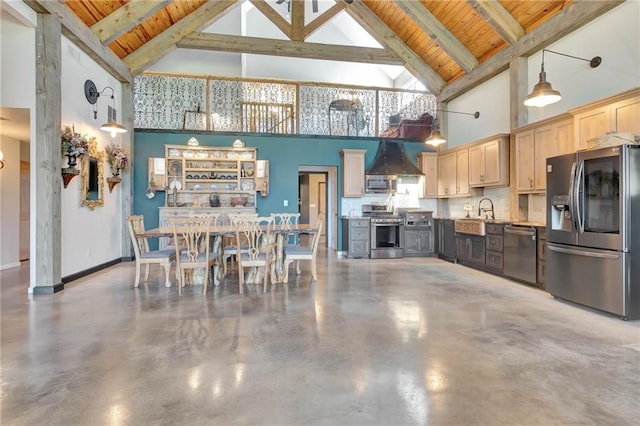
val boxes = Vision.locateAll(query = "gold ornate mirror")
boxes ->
[81,149,105,210]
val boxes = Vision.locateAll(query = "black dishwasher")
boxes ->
[503,224,538,285]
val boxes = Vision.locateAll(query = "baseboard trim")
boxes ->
[62,257,123,284]
[32,283,65,294]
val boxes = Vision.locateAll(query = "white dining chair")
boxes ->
[283,216,324,282]
[126,215,175,288]
[169,216,218,296]
[235,216,276,294]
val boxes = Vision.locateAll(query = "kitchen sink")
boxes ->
[454,218,486,236]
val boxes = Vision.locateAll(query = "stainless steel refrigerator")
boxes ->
[546,144,640,319]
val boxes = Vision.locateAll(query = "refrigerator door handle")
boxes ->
[568,161,578,232]
[575,161,585,234]
[547,244,620,260]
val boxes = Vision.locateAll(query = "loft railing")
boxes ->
[134,73,436,137]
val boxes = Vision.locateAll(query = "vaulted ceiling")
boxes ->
[26,0,623,101]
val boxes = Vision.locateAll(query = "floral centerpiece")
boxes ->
[105,143,128,177]
[61,125,89,167]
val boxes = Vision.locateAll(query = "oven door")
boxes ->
[370,222,404,258]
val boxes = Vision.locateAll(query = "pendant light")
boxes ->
[424,109,480,147]
[525,49,601,108]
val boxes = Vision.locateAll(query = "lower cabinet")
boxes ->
[485,223,504,271]
[436,219,456,261]
[404,226,434,257]
[455,233,485,266]
[341,217,370,258]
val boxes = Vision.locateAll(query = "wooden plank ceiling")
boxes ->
[55,0,621,100]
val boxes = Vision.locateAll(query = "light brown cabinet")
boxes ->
[164,144,260,208]
[340,149,366,198]
[437,149,470,198]
[417,152,437,198]
[514,116,574,193]
[468,134,509,188]
[571,89,640,151]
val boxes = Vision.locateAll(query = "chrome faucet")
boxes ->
[478,198,495,220]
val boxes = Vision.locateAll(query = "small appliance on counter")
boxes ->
[362,204,404,259]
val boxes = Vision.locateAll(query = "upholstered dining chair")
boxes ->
[235,216,276,294]
[169,216,218,296]
[126,215,175,288]
[221,212,258,274]
[283,216,324,282]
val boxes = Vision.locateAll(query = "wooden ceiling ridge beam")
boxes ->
[91,0,173,45]
[438,0,624,102]
[394,0,479,73]
[178,32,404,65]
[342,0,445,95]
[250,0,292,39]
[24,0,132,83]
[123,0,239,76]
[467,0,524,45]
[304,2,346,38]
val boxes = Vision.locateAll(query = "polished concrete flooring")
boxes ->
[2,244,639,426]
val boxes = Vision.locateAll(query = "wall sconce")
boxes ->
[425,109,480,147]
[525,49,601,107]
[84,80,127,137]
[0,150,4,169]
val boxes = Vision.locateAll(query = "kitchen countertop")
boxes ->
[433,217,546,227]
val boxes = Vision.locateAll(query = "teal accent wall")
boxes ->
[133,130,434,250]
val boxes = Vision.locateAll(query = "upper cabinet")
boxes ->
[418,152,437,198]
[437,147,472,198]
[340,149,366,198]
[514,115,574,194]
[571,88,640,151]
[468,134,509,188]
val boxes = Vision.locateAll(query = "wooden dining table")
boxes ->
[140,223,315,287]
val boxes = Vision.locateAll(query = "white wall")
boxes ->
[446,71,510,147]
[60,37,126,277]
[1,8,34,271]
[0,135,21,269]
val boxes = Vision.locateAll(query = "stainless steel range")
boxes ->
[362,205,404,259]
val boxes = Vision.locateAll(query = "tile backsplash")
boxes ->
[445,187,511,219]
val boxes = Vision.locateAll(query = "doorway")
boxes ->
[298,166,337,250]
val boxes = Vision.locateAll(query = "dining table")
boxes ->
[140,223,315,287]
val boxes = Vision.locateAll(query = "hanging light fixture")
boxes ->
[425,109,480,147]
[525,49,601,108]
[0,150,5,169]
[84,80,128,137]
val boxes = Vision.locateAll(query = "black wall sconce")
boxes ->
[84,80,127,137]
[525,49,601,107]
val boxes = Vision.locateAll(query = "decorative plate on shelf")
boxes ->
[241,180,254,191]
[169,161,182,176]
[226,151,238,160]
[232,139,246,148]
[193,184,201,190]
[210,184,218,190]
[183,150,194,158]
[241,152,253,159]
[224,184,235,191]
[212,151,223,158]
[169,180,182,191]
[196,151,208,159]
[169,149,180,157]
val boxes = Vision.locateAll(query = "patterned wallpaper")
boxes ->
[134,74,436,136]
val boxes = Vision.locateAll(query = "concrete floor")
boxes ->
[2,245,639,426]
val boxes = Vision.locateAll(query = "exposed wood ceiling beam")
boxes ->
[438,0,624,102]
[178,32,404,65]
[343,0,445,95]
[91,0,172,45]
[24,0,132,83]
[304,2,346,38]
[394,0,479,73]
[250,0,292,39]
[467,0,524,45]
[291,0,304,41]
[123,0,239,75]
